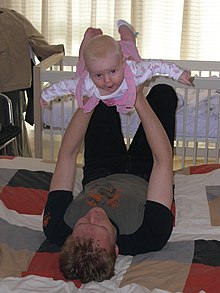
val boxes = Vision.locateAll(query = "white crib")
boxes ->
[33,53,220,168]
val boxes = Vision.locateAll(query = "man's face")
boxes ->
[72,207,118,254]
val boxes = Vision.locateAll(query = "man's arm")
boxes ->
[134,86,173,209]
[50,108,93,192]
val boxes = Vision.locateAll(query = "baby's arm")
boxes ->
[134,59,193,86]
[41,78,77,107]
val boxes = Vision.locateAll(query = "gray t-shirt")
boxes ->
[64,173,148,234]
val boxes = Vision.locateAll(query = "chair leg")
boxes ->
[2,147,6,156]
[12,139,19,156]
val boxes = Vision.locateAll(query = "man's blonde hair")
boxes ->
[83,35,123,65]
[59,235,116,283]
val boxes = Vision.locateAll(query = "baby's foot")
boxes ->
[83,27,102,40]
[93,28,103,37]
[117,19,139,37]
[83,27,96,39]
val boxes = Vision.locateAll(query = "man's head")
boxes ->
[59,207,119,283]
[83,35,125,95]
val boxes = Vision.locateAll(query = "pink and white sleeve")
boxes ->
[134,59,184,85]
[41,78,78,103]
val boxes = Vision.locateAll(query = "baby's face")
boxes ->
[86,52,125,96]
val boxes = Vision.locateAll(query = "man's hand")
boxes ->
[136,84,145,103]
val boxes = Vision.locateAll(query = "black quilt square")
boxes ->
[193,239,220,266]
[8,169,52,190]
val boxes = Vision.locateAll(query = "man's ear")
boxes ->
[115,244,119,257]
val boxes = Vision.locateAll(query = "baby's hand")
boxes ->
[178,70,194,86]
[40,97,50,108]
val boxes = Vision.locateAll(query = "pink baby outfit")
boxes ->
[75,40,142,114]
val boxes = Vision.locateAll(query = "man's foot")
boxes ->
[117,19,139,38]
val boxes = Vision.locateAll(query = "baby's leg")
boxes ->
[77,27,103,76]
[78,27,103,59]
[117,20,141,62]
[117,19,137,43]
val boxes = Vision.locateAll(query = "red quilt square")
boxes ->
[183,263,220,293]
[190,164,220,175]
[22,252,81,288]
[0,156,16,160]
[0,186,48,214]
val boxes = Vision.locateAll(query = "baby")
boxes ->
[41,20,193,114]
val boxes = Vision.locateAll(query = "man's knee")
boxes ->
[147,84,178,110]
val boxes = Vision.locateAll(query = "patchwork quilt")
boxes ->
[1,156,220,293]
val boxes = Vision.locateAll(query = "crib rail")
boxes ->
[33,54,220,168]
[145,76,220,168]
[34,53,77,159]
